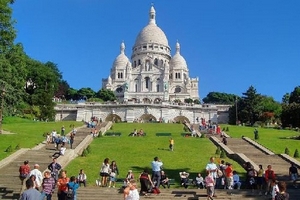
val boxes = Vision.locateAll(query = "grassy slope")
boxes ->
[65,123,244,186]
[0,117,83,160]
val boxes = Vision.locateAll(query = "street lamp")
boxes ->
[24,79,37,118]
[0,85,6,134]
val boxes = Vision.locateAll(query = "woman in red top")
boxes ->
[265,165,275,195]
[57,170,69,200]
[19,160,30,184]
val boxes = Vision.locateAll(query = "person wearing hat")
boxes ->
[28,164,43,190]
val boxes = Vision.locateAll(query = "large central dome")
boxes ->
[134,6,169,47]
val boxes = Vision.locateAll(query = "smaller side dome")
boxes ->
[170,41,187,70]
[113,41,130,70]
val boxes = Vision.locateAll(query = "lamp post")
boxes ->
[24,79,37,118]
[235,97,238,125]
[0,85,6,134]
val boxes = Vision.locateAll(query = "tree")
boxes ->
[282,93,290,105]
[77,87,96,100]
[203,92,237,104]
[97,89,116,102]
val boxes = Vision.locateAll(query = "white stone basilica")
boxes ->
[102,6,199,103]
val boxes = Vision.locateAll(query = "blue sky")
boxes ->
[11,0,300,102]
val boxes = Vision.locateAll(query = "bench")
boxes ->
[105,132,121,136]
[156,133,172,136]
[168,178,176,185]
[181,133,192,137]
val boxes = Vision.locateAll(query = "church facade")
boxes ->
[102,6,199,103]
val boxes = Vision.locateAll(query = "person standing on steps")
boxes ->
[48,158,62,182]
[20,179,41,200]
[289,163,298,189]
[19,160,30,185]
[265,165,276,196]
[206,157,218,198]
[151,156,163,188]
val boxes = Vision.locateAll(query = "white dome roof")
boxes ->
[135,24,168,46]
[170,42,187,70]
[113,42,130,69]
[134,6,169,47]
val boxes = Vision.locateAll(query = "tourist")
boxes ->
[289,163,298,188]
[19,160,30,185]
[69,133,75,149]
[195,173,205,189]
[109,161,119,188]
[20,179,41,200]
[57,170,69,200]
[179,171,189,189]
[41,170,56,200]
[51,144,66,159]
[169,138,174,151]
[124,170,135,187]
[232,171,241,190]
[77,169,87,187]
[275,181,289,200]
[256,164,264,195]
[29,164,43,190]
[67,176,79,200]
[124,179,140,200]
[271,179,279,200]
[99,158,110,187]
[205,172,215,200]
[205,157,218,197]
[51,129,57,143]
[224,163,233,189]
[160,171,170,189]
[48,158,62,181]
[265,165,276,195]
[61,126,65,136]
[139,168,154,196]
[151,156,163,188]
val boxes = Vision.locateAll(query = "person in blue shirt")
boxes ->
[151,157,163,188]
[67,176,79,200]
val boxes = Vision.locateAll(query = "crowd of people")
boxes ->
[19,158,88,200]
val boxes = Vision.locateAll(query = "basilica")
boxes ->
[102,6,199,103]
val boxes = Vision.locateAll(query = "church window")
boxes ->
[175,87,181,93]
[138,60,141,65]
[160,47,163,50]
[134,61,136,67]
[143,45,147,49]
[169,74,172,79]
[154,58,158,65]
[121,73,123,79]
[117,73,120,79]
[156,84,160,92]
[145,77,150,89]
[135,84,138,92]
[161,59,164,66]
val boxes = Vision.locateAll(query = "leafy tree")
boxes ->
[77,87,96,100]
[184,98,193,104]
[97,89,116,102]
[193,99,201,104]
[289,86,300,104]
[203,92,237,104]
[66,88,79,101]
[282,93,290,105]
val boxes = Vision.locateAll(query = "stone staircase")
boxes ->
[225,138,291,180]
[1,122,299,199]
[0,123,107,200]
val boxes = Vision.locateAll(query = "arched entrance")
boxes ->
[143,98,151,104]
[173,116,190,124]
[105,114,122,122]
[139,114,157,122]
[153,98,162,104]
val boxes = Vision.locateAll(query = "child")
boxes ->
[205,172,215,200]
[123,170,134,188]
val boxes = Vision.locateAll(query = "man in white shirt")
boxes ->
[206,157,218,197]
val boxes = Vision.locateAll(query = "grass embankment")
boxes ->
[224,125,300,155]
[0,117,83,160]
[65,123,244,186]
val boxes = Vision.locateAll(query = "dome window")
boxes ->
[175,73,181,79]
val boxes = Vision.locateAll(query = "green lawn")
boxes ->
[0,117,84,160]
[65,123,244,186]
[224,125,300,155]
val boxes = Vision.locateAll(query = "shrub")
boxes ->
[220,150,226,158]
[86,145,91,154]
[5,145,12,152]
[15,144,20,150]
[82,149,88,157]
[215,146,221,155]
[225,127,229,132]
[294,149,299,158]
[183,126,189,132]
[200,133,205,138]
[284,147,290,155]
[222,127,225,131]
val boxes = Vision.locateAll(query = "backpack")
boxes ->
[66,186,74,200]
